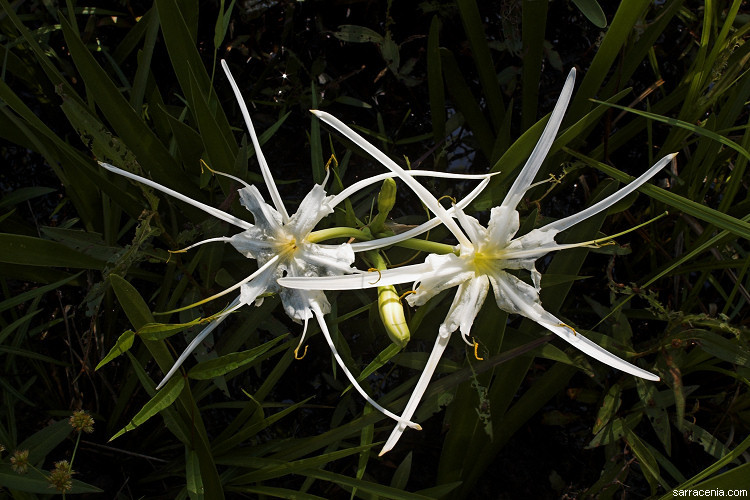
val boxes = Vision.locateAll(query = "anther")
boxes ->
[294,345,309,360]
[399,290,416,303]
[367,268,382,285]
[437,195,457,206]
[473,338,484,360]
[166,248,187,263]
[199,158,217,175]
[324,154,338,171]
[559,323,577,336]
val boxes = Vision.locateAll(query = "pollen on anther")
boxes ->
[473,338,484,360]
[294,345,309,360]
[367,268,382,285]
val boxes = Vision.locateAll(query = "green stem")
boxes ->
[69,432,82,468]
[394,238,456,255]
[309,227,456,254]
[307,227,372,242]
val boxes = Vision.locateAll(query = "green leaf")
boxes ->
[0,234,106,269]
[96,330,136,370]
[456,0,505,130]
[212,397,312,456]
[592,99,750,161]
[684,462,750,491]
[0,465,103,494]
[110,377,185,441]
[0,272,81,314]
[186,449,205,500]
[521,0,549,130]
[110,273,155,330]
[301,468,432,500]
[569,0,651,120]
[59,15,197,197]
[213,0,236,50]
[571,0,607,28]
[18,419,73,464]
[188,335,288,380]
[226,486,326,499]
[332,25,384,44]
[593,384,621,435]
[624,427,666,493]
[390,451,413,490]
[0,187,56,210]
[231,445,377,484]
[565,148,750,241]
[427,16,446,142]
[440,48,494,157]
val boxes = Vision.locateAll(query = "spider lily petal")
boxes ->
[311,110,473,248]
[500,68,577,211]
[222,59,290,223]
[99,162,253,230]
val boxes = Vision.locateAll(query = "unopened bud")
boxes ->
[368,250,410,347]
[378,285,410,347]
[370,178,397,235]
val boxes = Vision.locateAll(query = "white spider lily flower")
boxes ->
[280,68,674,453]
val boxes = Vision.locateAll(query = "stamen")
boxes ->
[155,254,280,315]
[201,159,252,189]
[587,211,669,246]
[324,153,338,170]
[437,195,457,205]
[558,323,577,336]
[294,317,311,360]
[294,345,309,360]
[98,161,253,230]
[505,211,671,261]
[399,290,416,303]
[166,249,187,263]
[367,268,382,285]
[473,338,484,361]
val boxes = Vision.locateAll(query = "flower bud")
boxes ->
[368,250,410,347]
[378,284,410,347]
[370,178,397,235]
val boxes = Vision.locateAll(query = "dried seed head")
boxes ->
[69,410,95,434]
[10,449,29,474]
[48,460,74,493]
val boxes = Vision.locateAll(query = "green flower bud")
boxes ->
[370,178,397,235]
[368,250,410,347]
[378,284,410,347]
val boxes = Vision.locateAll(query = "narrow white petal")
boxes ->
[351,177,490,252]
[380,330,452,455]
[99,162,253,230]
[174,236,233,253]
[541,153,676,233]
[287,184,334,237]
[440,274,490,342]
[311,304,421,429]
[156,296,243,390]
[312,110,472,248]
[486,205,520,247]
[537,316,661,381]
[278,262,433,290]
[237,184,284,233]
[221,59,290,223]
[453,206,486,246]
[500,68,576,211]
[329,170,494,209]
[300,245,357,275]
[490,271,659,381]
[406,253,474,307]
